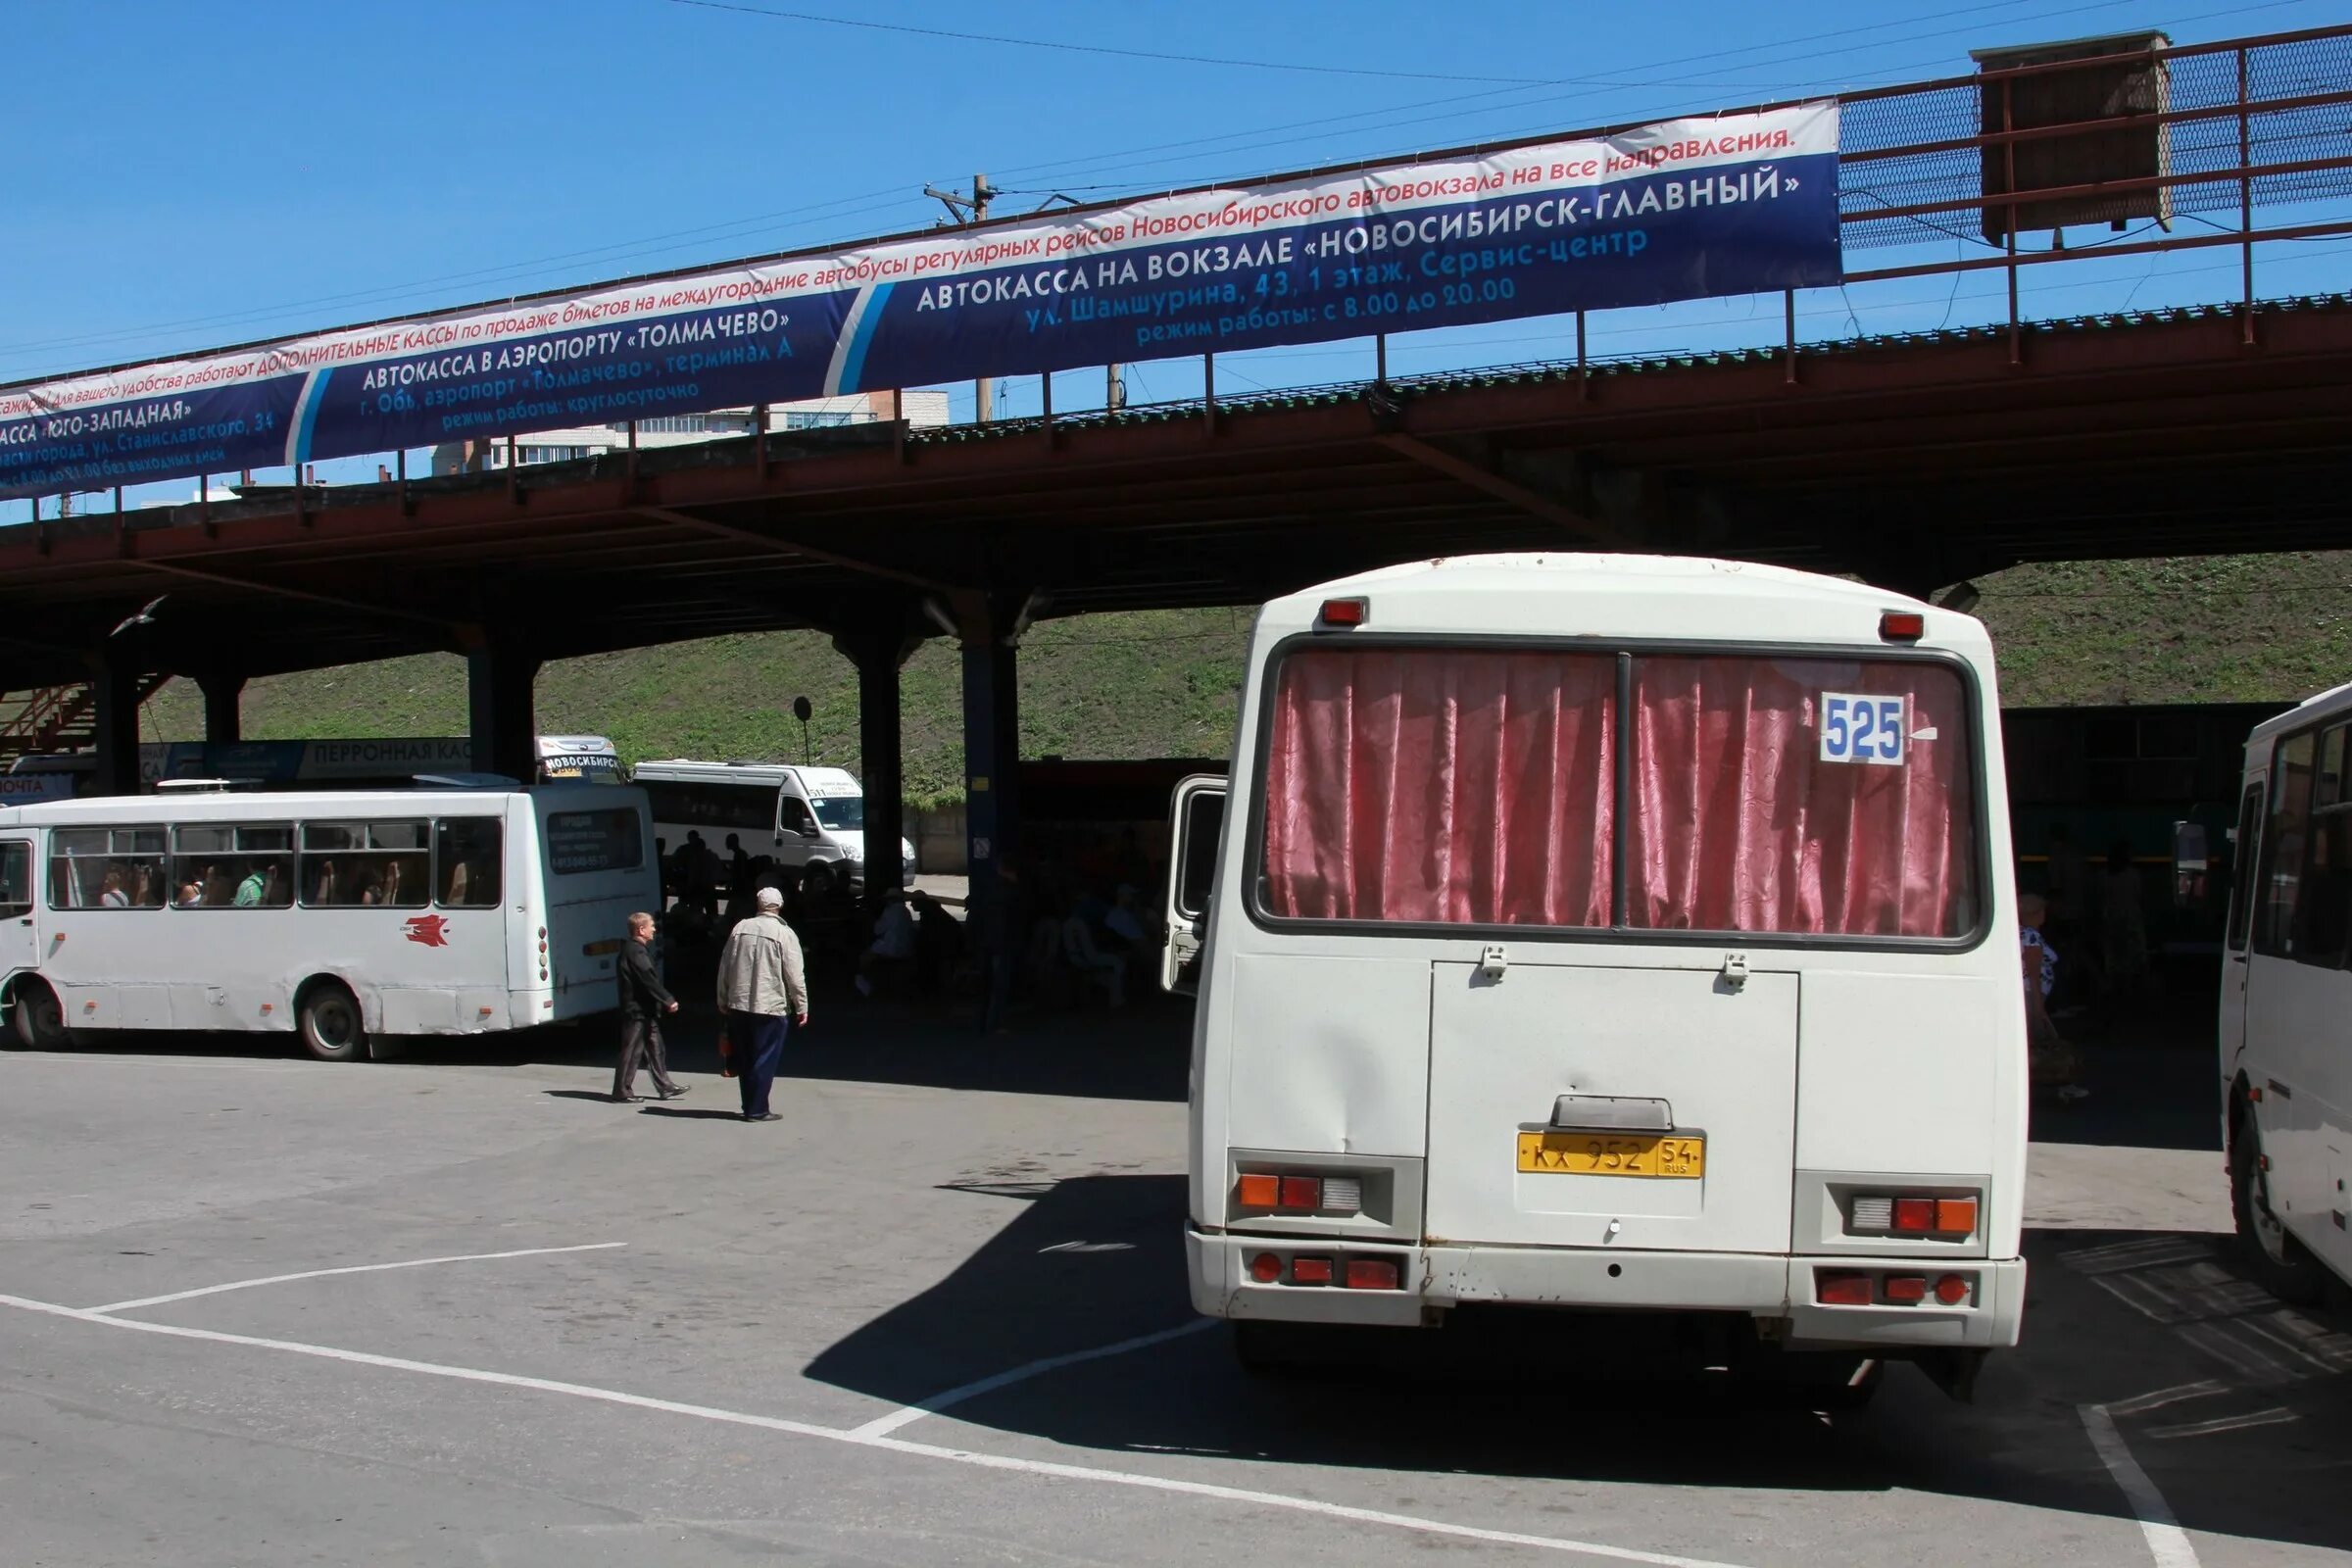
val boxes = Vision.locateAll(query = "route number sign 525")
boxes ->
[1819,692,1908,765]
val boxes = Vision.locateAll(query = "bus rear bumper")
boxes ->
[1189,1230,2026,1348]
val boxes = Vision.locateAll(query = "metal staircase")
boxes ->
[0,677,170,772]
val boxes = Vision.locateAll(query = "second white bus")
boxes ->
[0,783,657,1060]
[2218,679,2352,1304]
[1163,554,2028,1401]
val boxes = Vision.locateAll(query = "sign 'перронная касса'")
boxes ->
[0,103,1839,503]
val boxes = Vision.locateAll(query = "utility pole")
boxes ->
[925,172,997,422]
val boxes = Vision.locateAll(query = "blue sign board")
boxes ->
[0,105,1839,504]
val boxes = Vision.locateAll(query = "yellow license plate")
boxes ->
[1516,1130,1705,1179]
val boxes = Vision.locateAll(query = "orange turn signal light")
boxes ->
[1236,1173,1280,1209]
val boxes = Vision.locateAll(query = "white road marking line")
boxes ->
[2080,1403,2201,1568]
[2104,1381,2230,1418]
[87,1243,629,1314]
[0,1292,1746,1568]
[2147,1408,2297,1442]
[848,1319,1216,1440]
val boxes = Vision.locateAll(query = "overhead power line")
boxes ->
[663,0,1549,83]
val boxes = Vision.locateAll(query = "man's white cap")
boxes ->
[756,886,784,909]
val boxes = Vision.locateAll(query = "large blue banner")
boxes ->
[0,104,1838,504]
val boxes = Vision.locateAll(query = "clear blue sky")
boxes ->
[4,0,2345,515]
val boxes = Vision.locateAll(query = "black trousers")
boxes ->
[612,1015,679,1100]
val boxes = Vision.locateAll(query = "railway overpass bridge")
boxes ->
[5,289,2351,882]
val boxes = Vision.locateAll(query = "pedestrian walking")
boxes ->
[716,886,808,1123]
[612,911,685,1103]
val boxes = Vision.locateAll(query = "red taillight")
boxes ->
[1892,1198,1936,1233]
[1880,611,1925,641]
[1319,597,1367,628]
[1235,1173,1280,1210]
[1936,1198,1979,1236]
[1250,1251,1282,1284]
[1936,1274,1973,1305]
[1884,1275,1929,1304]
[1344,1257,1401,1291]
[1277,1176,1322,1212]
[1817,1271,1873,1305]
[1290,1256,1334,1286]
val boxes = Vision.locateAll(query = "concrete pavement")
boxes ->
[2,1008,2346,1567]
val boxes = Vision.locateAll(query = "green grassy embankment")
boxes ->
[142,554,2352,801]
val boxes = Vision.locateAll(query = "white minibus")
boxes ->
[0,782,656,1061]
[632,760,914,893]
[1163,554,2026,1401]
[2217,679,2352,1304]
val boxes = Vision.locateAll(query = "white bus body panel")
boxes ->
[1183,555,2029,1354]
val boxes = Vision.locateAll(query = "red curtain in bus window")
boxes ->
[1626,656,1977,937]
[1262,647,1614,925]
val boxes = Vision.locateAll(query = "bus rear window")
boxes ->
[546,808,645,875]
[1261,647,1616,926]
[1626,655,1977,939]
[1258,644,1980,940]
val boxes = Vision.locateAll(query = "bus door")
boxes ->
[0,837,36,981]
[2221,777,2265,1081]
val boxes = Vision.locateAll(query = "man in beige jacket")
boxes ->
[716,887,808,1123]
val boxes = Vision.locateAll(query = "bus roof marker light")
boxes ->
[1880,611,1926,642]
[1318,597,1368,629]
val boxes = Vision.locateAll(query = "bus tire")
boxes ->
[297,980,369,1063]
[8,979,71,1051]
[2231,1118,2326,1305]
[801,861,836,899]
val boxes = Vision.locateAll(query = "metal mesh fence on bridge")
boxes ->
[1838,27,2352,252]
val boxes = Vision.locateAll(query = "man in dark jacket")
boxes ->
[612,911,686,1103]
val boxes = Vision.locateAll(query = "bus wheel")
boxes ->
[2231,1122,2326,1305]
[9,980,71,1051]
[297,981,368,1063]
[801,862,836,899]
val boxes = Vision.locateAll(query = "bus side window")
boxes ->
[2255,731,2317,958]
[301,820,429,907]
[0,840,29,917]
[54,826,167,909]
[2226,783,2265,952]
[436,819,502,908]
[2299,724,2352,969]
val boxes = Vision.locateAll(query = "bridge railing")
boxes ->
[14,22,2352,521]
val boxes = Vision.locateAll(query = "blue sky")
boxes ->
[5,0,2346,517]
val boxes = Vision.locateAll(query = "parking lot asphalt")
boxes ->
[4,1004,2349,1568]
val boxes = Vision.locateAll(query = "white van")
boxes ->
[2216,679,2352,1305]
[631,760,913,894]
[1162,554,2027,1401]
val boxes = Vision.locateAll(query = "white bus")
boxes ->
[2218,680,2352,1304]
[0,783,656,1061]
[632,760,914,894]
[1162,555,2027,1402]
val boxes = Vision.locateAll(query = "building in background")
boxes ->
[429,390,950,474]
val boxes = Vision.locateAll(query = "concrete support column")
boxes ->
[953,592,1033,913]
[87,656,144,798]
[197,670,246,746]
[465,636,542,784]
[833,626,920,897]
